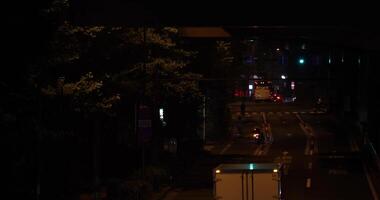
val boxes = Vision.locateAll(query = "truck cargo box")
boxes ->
[213,163,283,200]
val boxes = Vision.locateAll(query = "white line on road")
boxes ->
[306,178,312,188]
[254,144,264,156]
[220,143,232,155]
[262,112,267,124]
[362,162,379,200]
[295,113,304,124]
[304,137,311,155]
[308,162,313,169]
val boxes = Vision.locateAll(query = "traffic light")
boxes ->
[298,58,305,64]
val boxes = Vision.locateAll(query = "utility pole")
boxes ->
[203,96,206,142]
[142,25,147,180]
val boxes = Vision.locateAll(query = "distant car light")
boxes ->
[215,169,221,173]
[273,169,278,173]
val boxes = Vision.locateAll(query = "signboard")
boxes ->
[138,105,152,143]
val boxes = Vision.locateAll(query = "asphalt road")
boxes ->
[163,102,377,200]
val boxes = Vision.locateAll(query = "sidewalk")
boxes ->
[344,118,380,199]
[362,140,380,200]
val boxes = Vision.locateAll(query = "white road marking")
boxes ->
[220,143,232,155]
[285,112,290,114]
[304,137,311,155]
[295,113,304,124]
[262,112,267,124]
[363,162,380,200]
[308,162,313,169]
[253,144,263,156]
[328,169,348,175]
[203,145,215,151]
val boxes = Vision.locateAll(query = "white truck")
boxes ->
[213,163,283,200]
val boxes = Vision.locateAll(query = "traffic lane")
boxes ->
[266,113,307,158]
[228,102,313,112]
[300,114,374,199]
[222,138,258,155]
[306,155,373,200]
[300,113,352,155]
[213,110,263,155]
[266,113,312,199]
[300,113,337,135]
[221,115,264,154]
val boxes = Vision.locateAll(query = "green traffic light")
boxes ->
[299,58,305,64]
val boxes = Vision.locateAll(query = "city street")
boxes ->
[163,102,378,200]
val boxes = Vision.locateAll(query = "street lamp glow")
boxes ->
[276,48,280,51]
[281,75,286,80]
[249,84,253,90]
[299,58,305,64]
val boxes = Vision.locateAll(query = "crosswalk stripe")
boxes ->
[220,143,232,155]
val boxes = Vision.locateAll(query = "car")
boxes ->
[272,94,283,103]
[250,128,265,144]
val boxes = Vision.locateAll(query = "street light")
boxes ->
[281,75,286,80]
